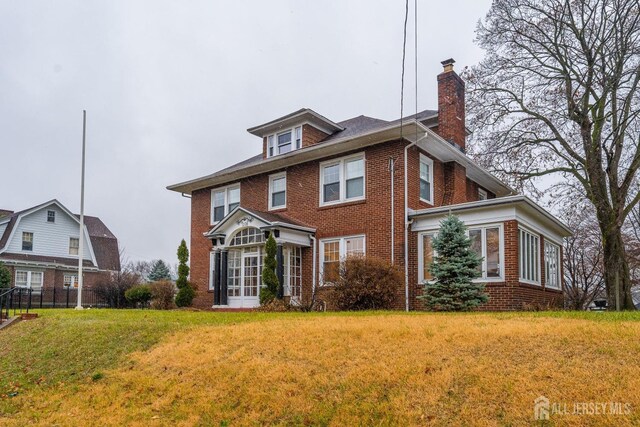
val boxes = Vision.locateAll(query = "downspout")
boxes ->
[403,133,429,312]
[310,235,317,304]
[389,158,396,264]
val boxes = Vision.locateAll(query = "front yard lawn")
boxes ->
[2,310,640,426]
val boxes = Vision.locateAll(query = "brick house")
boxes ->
[0,200,120,291]
[168,59,570,311]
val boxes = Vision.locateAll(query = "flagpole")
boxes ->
[76,110,86,310]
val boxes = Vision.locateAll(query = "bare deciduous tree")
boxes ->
[562,203,606,309]
[466,0,640,309]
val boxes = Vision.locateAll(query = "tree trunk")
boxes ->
[601,225,634,310]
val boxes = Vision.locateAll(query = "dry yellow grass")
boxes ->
[6,313,640,426]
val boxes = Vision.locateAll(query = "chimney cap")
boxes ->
[441,58,455,72]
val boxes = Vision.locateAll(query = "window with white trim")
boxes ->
[22,232,33,251]
[418,232,435,282]
[211,184,241,223]
[269,172,287,210]
[69,237,79,255]
[478,188,488,201]
[284,246,302,302]
[419,154,434,204]
[15,270,43,290]
[320,154,365,205]
[47,210,56,223]
[519,228,540,283]
[468,225,503,279]
[544,241,561,289]
[64,274,78,288]
[320,235,365,284]
[267,126,302,157]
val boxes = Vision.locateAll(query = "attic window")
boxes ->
[267,126,302,157]
[47,210,55,223]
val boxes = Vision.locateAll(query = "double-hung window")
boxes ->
[69,237,79,255]
[519,228,540,283]
[478,188,488,201]
[267,126,302,157]
[544,241,561,289]
[22,232,33,251]
[211,184,241,223]
[320,235,365,284]
[64,274,78,288]
[47,210,56,223]
[468,225,503,279]
[419,154,434,204]
[15,270,43,291]
[269,172,287,210]
[320,154,365,206]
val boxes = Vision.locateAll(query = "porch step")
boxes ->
[0,316,20,331]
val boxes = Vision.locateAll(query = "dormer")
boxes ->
[247,108,344,159]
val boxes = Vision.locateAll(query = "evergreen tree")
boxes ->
[418,215,489,311]
[260,232,279,304]
[0,262,10,289]
[175,239,195,307]
[147,260,172,282]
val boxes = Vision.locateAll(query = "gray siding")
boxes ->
[5,205,93,262]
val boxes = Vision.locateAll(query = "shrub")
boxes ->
[94,271,140,308]
[418,215,488,311]
[124,285,152,308]
[331,256,401,310]
[260,233,279,304]
[175,284,196,308]
[149,280,176,310]
[0,262,10,289]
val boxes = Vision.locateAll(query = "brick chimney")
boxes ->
[437,58,466,152]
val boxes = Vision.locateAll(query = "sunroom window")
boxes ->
[519,228,540,283]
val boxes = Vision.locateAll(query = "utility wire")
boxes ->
[399,0,409,139]
[415,0,418,143]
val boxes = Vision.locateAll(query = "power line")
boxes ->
[400,0,409,139]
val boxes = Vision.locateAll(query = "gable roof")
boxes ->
[0,200,120,271]
[205,206,316,237]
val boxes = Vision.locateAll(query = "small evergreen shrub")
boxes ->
[260,233,280,304]
[148,260,172,282]
[0,262,10,289]
[124,284,152,308]
[331,256,401,310]
[418,215,489,311]
[175,285,196,308]
[149,280,176,310]
[174,239,195,307]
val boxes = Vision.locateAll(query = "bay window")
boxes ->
[211,184,241,223]
[320,235,365,284]
[320,153,365,206]
[519,228,540,283]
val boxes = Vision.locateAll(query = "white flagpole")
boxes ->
[76,110,87,310]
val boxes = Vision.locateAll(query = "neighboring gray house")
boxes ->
[0,200,120,291]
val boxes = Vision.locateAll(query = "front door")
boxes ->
[227,248,260,308]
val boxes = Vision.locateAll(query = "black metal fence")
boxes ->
[0,287,115,314]
[0,287,31,324]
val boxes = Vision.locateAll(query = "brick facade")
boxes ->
[182,61,565,311]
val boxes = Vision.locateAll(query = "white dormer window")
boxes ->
[267,126,302,157]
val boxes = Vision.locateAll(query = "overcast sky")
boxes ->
[0,0,492,264]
